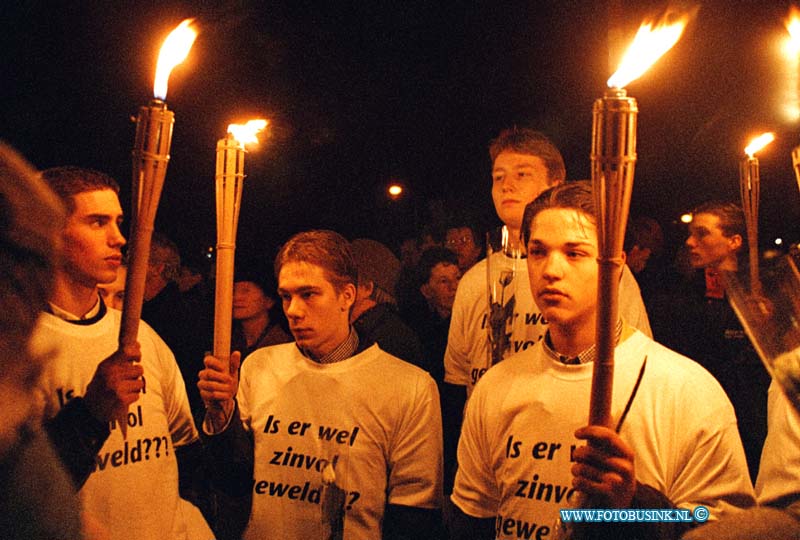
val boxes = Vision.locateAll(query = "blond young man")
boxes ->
[200,230,443,540]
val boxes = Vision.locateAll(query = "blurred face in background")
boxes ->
[98,264,127,310]
[233,281,274,321]
[445,227,481,272]
[421,262,461,317]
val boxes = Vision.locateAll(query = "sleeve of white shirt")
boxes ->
[450,382,501,518]
[387,374,444,509]
[444,272,475,386]
[756,380,800,505]
[664,377,756,519]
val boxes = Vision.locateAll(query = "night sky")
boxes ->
[3,1,800,267]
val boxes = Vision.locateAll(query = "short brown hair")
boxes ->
[522,181,595,246]
[40,166,120,215]
[691,201,746,243]
[489,128,566,184]
[275,230,358,292]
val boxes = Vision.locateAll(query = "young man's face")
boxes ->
[98,265,127,310]
[686,213,741,270]
[278,261,355,358]
[421,262,461,314]
[233,281,273,321]
[527,208,599,331]
[62,189,125,288]
[492,151,552,232]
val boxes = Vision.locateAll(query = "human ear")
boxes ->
[420,282,432,301]
[729,234,743,252]
[341,283,357,310]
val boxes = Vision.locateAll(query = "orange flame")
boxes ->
[607,13,690,89]
[153,19,198,100]
[227,119,268,146]
[744,132,776,157]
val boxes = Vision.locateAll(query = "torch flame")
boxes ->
[153,19,198,100]
[607,14,690,89]
[227,120,269,146]
[744,132,776,157]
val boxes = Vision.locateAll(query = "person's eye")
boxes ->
[528,247,545,258]
[492,173,504,182]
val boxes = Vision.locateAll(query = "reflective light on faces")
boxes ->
[526,208,599,330]
[685,213,740,270]
[491,152,552,232]
[278,261,355,359]
[62,189,126,288]
[98,265,127,310]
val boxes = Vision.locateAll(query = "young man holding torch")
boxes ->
[442,128,651,491]
[449,182,754,540]
[199,229,443,540]
[31,166,212,540]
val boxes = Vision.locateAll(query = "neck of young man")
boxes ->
[349,297,377,323]
[506,225,523,251]
[713,256,738,273]
[51,272,100,318]
[548,316,596,358]
[241,312,270,347]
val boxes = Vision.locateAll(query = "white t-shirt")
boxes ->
[238,342,443,540]
[452,330,754,539]
[444,252,652,396]
[755,380,800,505]
[32,309,212,540]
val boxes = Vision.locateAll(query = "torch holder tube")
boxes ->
[120,99,174,348]
[589,88,638,427]
[793,146,800,195]
[213,135,246,364]
[739,157,761,295]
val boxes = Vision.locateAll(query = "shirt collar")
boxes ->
[543,319,624,365]
[47,294,105,324]
[298,326,359,364]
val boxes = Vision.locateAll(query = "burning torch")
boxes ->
[740,132,774,296]
[213,119,268,369]
[589,14,689,428]
[119,19,197,434]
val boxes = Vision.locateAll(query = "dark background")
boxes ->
[3,1,800,267]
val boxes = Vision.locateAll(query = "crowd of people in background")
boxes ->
[1,125,799,540]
